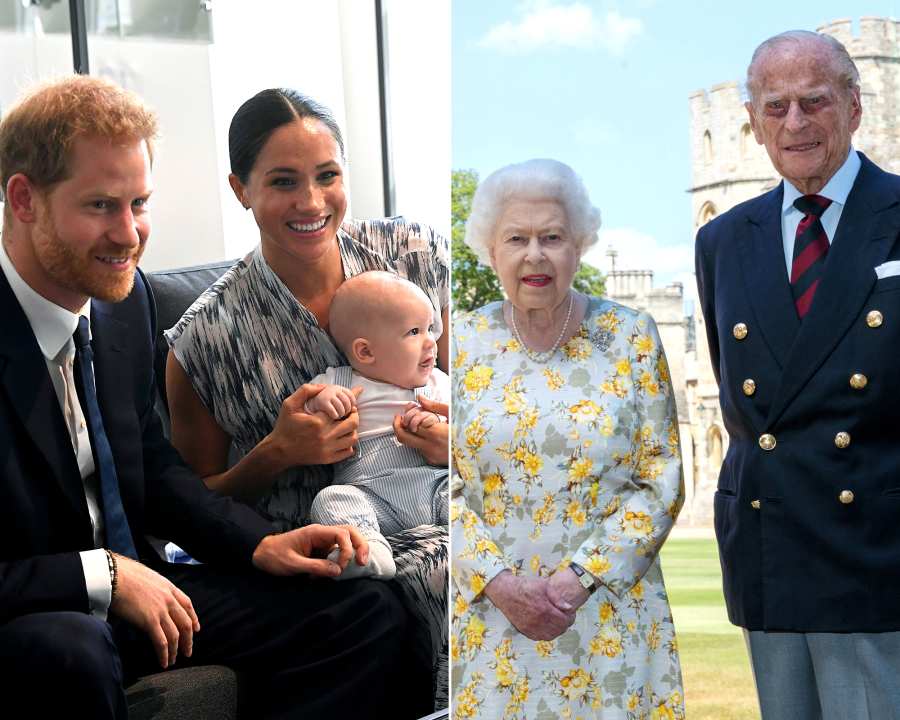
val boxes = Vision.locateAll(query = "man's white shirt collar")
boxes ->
[0,242,90,360]
[782,148,861,214]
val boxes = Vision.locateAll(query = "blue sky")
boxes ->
[453,1,900,290]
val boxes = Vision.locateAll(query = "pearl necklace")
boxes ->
[510,292,574,363]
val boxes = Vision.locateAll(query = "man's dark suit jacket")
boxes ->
[0,267,272,623]
[696,153,900,632]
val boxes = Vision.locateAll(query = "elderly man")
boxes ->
[696,30,900,719]
[0,75,408,719]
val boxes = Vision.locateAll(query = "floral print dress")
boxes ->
[451,298,685,720]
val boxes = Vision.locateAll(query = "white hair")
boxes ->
[746,30,860,106]
[464,158,602,266]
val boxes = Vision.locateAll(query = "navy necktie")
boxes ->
[73,316,138,559]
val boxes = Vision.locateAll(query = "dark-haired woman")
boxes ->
[164,88,449,711]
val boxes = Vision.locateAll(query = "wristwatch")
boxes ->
[569,562,598,594]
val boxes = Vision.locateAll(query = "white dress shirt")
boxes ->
[781,149,862,277]
[0,245,112,618]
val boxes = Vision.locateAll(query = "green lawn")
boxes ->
[660,538,760,720]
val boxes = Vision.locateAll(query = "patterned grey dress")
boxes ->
[165,218,449,709]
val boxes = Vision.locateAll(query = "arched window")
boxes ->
[740,123,753,159]
[708,426,723,471]
[703,130,713,165]
[698,201,717,227]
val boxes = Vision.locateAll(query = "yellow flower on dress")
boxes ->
[464,615,486,653]
[454,593,469,618]
[502,337,521,353]
[657,352,671,384]
[495,657,515,687]
[535,640,554,657]
[465,416,488,454]
[648,620,661,651]
[483,471,505,494]
[622,510,654,537]
[470,572,487,596]
[599,414,614,437]
[568,399,602,424]
[475,315,489,333]
[514,407,539,439]
[616,358,631,376]
[450,633,460,662]
[584,554,612,577]
[474,538,500,557]
[627,692,641,711]
[454,673,483,719]
[558,668,594,702]
[504,391,526,416]
[598,600,615,624]
[455,454,476,484]
[597,309,623,333]
[542,367,565,390]
[568,456,594,484]
[530,554,542,574]
[523,452,543,477]
[629,581,644,599]
[512,676,529,705]
[453,349,469,370]
[562,335,593,361]
[651,701,676,720]
[639,370,660,396]
[634,334,655,355]
[531,492,557,536]
[564,499,586,526]
[601,376,629,398]
[483,494,507,527]
[591,626,623,658]
[463,365,493,398]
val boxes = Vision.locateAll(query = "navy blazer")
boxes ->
[696,153,900,632]
[0,267,272,623]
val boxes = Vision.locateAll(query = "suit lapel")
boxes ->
[0,270,89,521]
[738,185,799,370]
[766,156,900,427]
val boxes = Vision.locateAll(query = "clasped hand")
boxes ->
[484,569,590,641]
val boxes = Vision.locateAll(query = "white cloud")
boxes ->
[479,2,643,56]
[581,227,695,290]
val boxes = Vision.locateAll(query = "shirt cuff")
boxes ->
[80,549,112,620]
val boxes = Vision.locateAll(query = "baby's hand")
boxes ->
[306,385,361,420]
[402,403,441,433]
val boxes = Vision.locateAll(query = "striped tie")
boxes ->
[791,194,833,319]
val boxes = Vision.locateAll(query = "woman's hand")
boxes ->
[483,571,576,641]
[267,384,361,467]
[546,567,591,614]
[392,396,449,466]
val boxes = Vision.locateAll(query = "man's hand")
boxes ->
[268,384,362,466]
[546,566,591,614]
[483,571,575,641]
[393,396,449,466]
[252,524,370,577]
[305,384,362,420]
[110,554,200,669]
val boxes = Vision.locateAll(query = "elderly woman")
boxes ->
[164,88,448,712]
[451,159,685,719]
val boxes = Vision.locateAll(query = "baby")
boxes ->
[307,271,449,579]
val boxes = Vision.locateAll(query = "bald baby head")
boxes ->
[329,272,438,388]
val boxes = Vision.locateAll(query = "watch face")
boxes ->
[578,573,594,590]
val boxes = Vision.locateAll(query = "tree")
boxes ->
[451,169,605,312]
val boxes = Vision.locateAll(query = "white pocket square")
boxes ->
[875,261,900,279]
